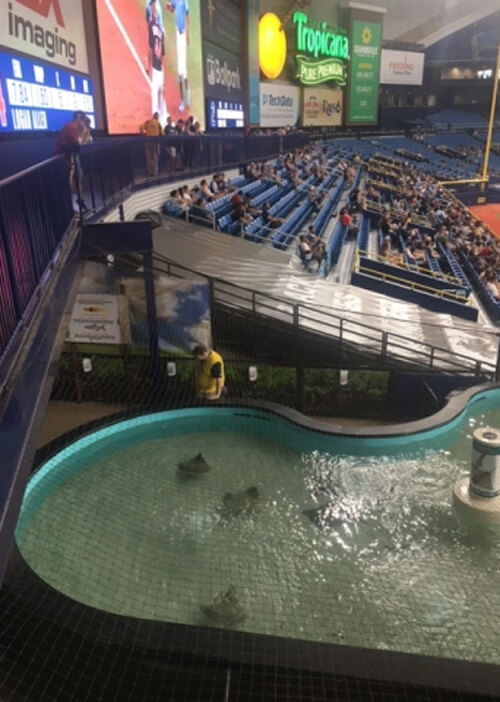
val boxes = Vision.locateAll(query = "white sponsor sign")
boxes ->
[260,83,300,128]
[1,0,89,74]
[302,88,343,127]
[379,50,424,86]
[68,294,125,344]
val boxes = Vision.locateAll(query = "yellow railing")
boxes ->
[355,248,463,286]
[356,262,470,304]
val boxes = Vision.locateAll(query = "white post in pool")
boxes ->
[453,427,500,522]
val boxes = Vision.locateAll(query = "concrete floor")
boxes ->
[37,402,128,447]
[37,402,393,449]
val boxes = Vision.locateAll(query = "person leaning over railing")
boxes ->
[55,110,89,212]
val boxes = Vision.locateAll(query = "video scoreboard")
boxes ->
[206,98,244,130]
[0,49,95,132]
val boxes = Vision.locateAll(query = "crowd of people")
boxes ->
[140,112,203,177]
[363,158,500,298]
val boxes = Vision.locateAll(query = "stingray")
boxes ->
[302,501,347,529]
[200,587,247,627]
[178,452,211,474]
[220,486,261,518]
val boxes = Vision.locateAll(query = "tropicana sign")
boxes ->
[293,11,349,86]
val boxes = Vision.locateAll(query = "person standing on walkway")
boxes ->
[140,111,162,177]
[192,344,225,401]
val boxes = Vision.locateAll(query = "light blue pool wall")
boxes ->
[16,389,500,540]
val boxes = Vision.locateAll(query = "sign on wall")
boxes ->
[67,294,126,345]
[0,0,89,74]
[260,83,300,128]
[380,49,424,85]
[302,88,342,127]
[0,49,95,132]
[293,11,349,86]
[348,20,381,124]
[203,40,244,103]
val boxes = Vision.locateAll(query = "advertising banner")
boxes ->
[200,0,241,56]
[121,277,212,353]
[0,0,89,74]
[379,49,424,85]
[203,40,243,103]
[260,83,300,128]
[302,88,342,127]
[95,0,204,134]
[0,49,95,133]
[348,20,381,124]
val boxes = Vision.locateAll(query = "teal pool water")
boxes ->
[16,397,500,664]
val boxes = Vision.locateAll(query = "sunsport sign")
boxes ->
[293,11,349,86]
[0,0,89,73]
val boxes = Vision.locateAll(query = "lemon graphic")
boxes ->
[259,12,287,80]
[361,26,372,44]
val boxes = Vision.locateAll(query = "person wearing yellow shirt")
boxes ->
[192,344,225,401]
[140,111,162,177]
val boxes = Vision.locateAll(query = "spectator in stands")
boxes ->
[480,270,500,300]
[190,197,214,227]
[298,235,314,270]
[422,235,441,260]
[139,111,162,177]
[163,189,187,216]
[339,207,352,228]
[308,187,324,213]
[192,344,225,400]
[232,199,253,230]
[291,169,302,187]
[244,195,260,219]
[262,202,285,230]
[349,187,361,213]
[209,174,220,195]
[380,237,403,265]
[181,184,194,206]
[305,228,326,265]
[231,190,243,204]
[200,179,213,201]
[406,241,426,265]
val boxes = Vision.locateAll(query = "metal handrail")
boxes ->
[356,249,463,285]
[356,263,471,303]
[150,251,496,377]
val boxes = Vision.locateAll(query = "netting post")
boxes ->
[296,366,305,413]
[143,251,161,401]
[70,342,83,404]
[495,336,500,382]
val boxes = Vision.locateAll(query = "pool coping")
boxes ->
[6,381,500,698]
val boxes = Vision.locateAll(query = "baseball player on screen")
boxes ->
[145,0,163,25]
[166,1,190,112]
[148,0,168,123]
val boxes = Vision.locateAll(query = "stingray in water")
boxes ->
[303,501,346,529]
[200,587,247,627]
[220,486,261,519]
[178,452,212,474]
